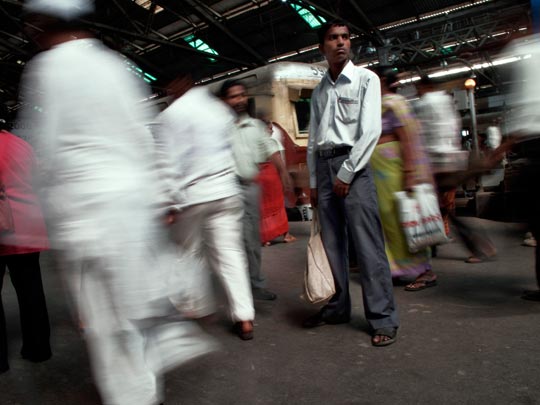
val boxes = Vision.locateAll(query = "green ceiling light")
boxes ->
[289,1,326,29]
[123,58,158,83]
[144,72,158,81]
[441,46,454,55]
[184,34,219,62]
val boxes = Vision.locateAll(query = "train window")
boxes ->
[294,97,311,137]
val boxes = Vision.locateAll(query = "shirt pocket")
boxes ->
[336,96,360,124]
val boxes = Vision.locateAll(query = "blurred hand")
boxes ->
[333,178,350,198]
[403,175,415,193]
[281,173,293,194]
[163,210,178,226]
[310,188,318,208]
[487,136,517,167]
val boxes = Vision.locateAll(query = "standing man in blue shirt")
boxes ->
[304,20,399,346]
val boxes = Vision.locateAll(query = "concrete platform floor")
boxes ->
[1,218,540,404]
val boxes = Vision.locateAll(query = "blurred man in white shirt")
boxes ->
[20,1,215,403]
[155,74,255,340]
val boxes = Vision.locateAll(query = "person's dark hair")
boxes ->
[219,79,245,98]
[375,67,400,93]
[317,19,350,45]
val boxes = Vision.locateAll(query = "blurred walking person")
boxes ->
[415,77,496,263]
[370,69,436,291]
[155,74,255,340]
[504,35,540,301]
[0,114,51,374]
[19,1,215,403]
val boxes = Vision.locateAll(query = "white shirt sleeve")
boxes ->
[153,107,188,210]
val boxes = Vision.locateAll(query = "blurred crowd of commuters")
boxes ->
[1,2,540,403]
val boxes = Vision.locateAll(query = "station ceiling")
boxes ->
[0,0,532,107]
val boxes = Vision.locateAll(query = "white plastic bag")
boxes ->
[303,209,335,303]
[395,183,447,253]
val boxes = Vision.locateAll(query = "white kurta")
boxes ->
[19,38,215,405]
[155,87,254,322]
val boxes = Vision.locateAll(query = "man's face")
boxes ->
[319,25,351,65]
[224,84,248,114]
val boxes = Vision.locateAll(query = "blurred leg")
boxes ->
[0,257,8,372]
[204,196,254,322]
[7,253,51,362]
[69,257,161,405]
[169,204,215,318]
[241,184,266,289]
[345,167,399,331]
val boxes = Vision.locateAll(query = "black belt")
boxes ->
[318,146,352,158]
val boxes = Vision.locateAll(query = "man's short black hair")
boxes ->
[317,19,350,45]
[219,79,245,98]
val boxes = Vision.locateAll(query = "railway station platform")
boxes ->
[1,218,539,404]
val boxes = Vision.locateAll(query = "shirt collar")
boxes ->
[325,60,354,85]
[237,113,255,127]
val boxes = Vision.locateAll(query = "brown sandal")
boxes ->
[405,274,438,291]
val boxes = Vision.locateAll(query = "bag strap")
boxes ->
[310,207,319,237]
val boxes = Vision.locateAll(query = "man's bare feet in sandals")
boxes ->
[372,328,397,347]
[405,270,437,291]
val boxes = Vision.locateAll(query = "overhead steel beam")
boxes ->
[179,0,267,65]
[152,0,199,30]
[0,34,29,56]
[293,0,379,44]
[379,15,527,67]
[144,1,158,35]
[346,0,385,45]
[111,0,145,34]
[79,19,256,67]
[0,3,41,49]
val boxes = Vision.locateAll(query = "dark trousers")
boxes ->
[240,183,266,289]
[316,155,399,330]
[511,138,540,289]
[0,252,51,371]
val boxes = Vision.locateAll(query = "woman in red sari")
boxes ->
[256,120,296,246]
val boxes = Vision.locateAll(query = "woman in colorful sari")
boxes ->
[370,69,437,291]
